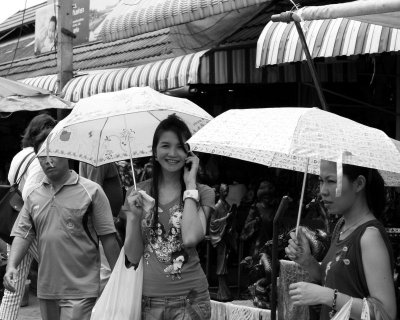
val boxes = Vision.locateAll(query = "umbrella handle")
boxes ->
[295,158,309,238]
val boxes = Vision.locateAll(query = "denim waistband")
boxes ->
[142,288,210,308]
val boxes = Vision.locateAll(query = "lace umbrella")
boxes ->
[187,107,400,234]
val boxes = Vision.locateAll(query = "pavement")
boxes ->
[17,292,41,320]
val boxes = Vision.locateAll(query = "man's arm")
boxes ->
[4,237,32,292]
[99,233,120,270]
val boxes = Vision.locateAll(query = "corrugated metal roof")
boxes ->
[256,18,400,66]
[99,0,272,42]
[0,28,175,80]
[0,2,46,33]
[221,10,272,46]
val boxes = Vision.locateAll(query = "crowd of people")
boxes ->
[0,113,398,320]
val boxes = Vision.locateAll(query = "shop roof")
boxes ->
[0,2,46,34]
[0,28,175,80]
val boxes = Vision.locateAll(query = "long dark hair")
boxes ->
[21,114,57,148]
[343,164,385,217]
[150,114,192,228]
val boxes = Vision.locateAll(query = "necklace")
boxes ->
[339,214,370,235]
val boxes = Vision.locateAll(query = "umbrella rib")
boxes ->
[95,118,109,165]
[147,111,162,122]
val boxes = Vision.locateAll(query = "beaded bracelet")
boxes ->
[329,289,338,318]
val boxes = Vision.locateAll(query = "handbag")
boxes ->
[0,151,35,244]
[90,247,143,320]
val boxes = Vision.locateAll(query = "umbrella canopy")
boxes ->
[187,107,400,186]
[0,77,73,112]
[38,86,213,166]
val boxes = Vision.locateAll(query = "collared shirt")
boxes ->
[12,170,116,299]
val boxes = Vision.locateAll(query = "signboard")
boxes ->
[72,0,90,45]
[88,0,120,42]
[34,4,58,55]
[34,0,120,55]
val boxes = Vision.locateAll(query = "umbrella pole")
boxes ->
[295,158,309,238]
[271,12,328,110]
[293,20,328,111]
[129,157,137,191]
[124,115,137,190]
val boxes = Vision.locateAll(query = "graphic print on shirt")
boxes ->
[324,245,350,283]
[143,203,189,280]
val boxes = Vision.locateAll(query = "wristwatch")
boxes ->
[183,189,199,203]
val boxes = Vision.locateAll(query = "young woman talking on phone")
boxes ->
[122,115,215,320]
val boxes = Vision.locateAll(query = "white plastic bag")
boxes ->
[331,298,353,320]
[361,298,370,320]
[90,247,143,320]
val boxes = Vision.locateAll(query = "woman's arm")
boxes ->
[360,227,396,319]
[290,227,397,320]
[181,152,214,247]
[122,190,145,264]
[181,198,211,247]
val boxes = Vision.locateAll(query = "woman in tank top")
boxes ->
[122,115,215,320]
[285,160,396,320]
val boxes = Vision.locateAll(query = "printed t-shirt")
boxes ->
[12,170,116,299]
[128,179,215,297]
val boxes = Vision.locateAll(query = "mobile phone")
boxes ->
[184,143,193,170]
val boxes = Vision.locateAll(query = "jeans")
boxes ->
[142,288,211,320]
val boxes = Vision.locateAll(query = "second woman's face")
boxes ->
[319,160,357,215]
[156,130,187,173]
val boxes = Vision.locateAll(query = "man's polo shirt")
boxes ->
[12,170,116,299]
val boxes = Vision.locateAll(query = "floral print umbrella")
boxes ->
[38,86,212,187]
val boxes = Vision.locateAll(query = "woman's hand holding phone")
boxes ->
[183,148,199,189]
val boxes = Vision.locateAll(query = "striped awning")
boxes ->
[256,18,400,67]
[22,51,206,102]
[99,0,270,42]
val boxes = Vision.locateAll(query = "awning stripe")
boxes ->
[59,51,208,102]
[257,18,400,66]
[21,75,58,92]
[100,0,271,42]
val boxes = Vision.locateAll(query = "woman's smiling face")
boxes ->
[155,130,187,173]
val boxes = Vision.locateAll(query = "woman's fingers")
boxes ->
[288,238,300,252]
[127,191,144,209]
[297,227,309,246]
[285,247,297,260]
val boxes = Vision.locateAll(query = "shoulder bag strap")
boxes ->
[13,151,35,185]
[15,152,36,186]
